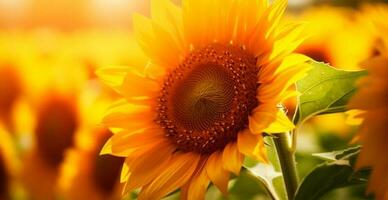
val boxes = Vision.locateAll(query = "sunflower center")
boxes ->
[157,44,259,154]
[0,64,22,120]
[35,96,78,167]
[298,47,331,64]
[0,154,8,199]
[93,129,124,194]
[94,154,124,194]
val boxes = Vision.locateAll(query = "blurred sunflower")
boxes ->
[98,0,309,199]
[0,125,18,200]
[58,92,123,200]
[0,34,28,131]
[12,33,90,200]
[70,32,147,80]
[0,153,7,200]
[59,128,123,200]
[0,63,23,131]
[284,6,377,137]
[17,91,81,200]
[348,5,388,200]
[290,6,374,70]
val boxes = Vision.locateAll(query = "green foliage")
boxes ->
[294,147,371,200]
[312,146,360,163]
[293,61,367,124]
[226,171,273,200]
[243,163,283,200]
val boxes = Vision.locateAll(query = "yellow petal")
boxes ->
[232,0,266,46]
[182,0,210,48]
[187,168,209,200]
[96,67,158,105]
[249,103,279,134]
[237,130,268,162]
[121,161,130,183]
[120,68,160,104]
[206,151,230,195]
[246,0,288,56]
[275,53,311,75]
[95,66,131,92]
[263,110,295,133]
[182,160,210,200]
[258,59,310,104]
[123,142,175,193]
[151,0,186,52]
[102,100,154,131]
[222,142,244,175]
[138,152,200,200]
[266,0,288,37]
[345,109,365,126]
[133,13,181,68]
[100,138,113,155]
[109,126,165,156]
[271,23,307,61]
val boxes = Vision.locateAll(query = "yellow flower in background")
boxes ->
[18,92,81,200]
[289,6,374,70]
[58,97,123,200]
[18,78,116,200]
[59,128,123,200]
[98,0,309,199]
[359,4,388,56]
[349,5,388,200]
[0,34,29,132]
[70,31,148,80]
[1,30,146,200]
[284,6,378,138]
[0,64,23,130]
[9,32,90,200]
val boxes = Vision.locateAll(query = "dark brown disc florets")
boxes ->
[0,154,8,199]
[93,129,124,194]
[35,96,78,166]
[156,44,259,154]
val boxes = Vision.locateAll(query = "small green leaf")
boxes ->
[312,146,361,162]
[293,61,367,124]
[227,171,272,200]
[295,147,371,200]
[243,163,283,200]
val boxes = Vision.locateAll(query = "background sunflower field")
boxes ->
[0,0,387,200]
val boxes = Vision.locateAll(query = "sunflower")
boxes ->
[348,5,388,200]
[18,91,82,200]
[0,63,23,129]
[0,125,19,200]
[283,6,377,137]
[58,92,124,200]
[0,154,7,200]
[0,33,28,131]
[10,32,91,200]
[97,0,309,199]
[290,6,374,70]
[58,127,123,200]
[70,31,148,80]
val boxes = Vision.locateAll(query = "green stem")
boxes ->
[273,133,299,200]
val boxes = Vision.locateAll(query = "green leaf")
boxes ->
[293,61,367,124]
[243,163,283,200]
[312,146,360,162]
[295,147,371,200]
[227,171,273,200]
